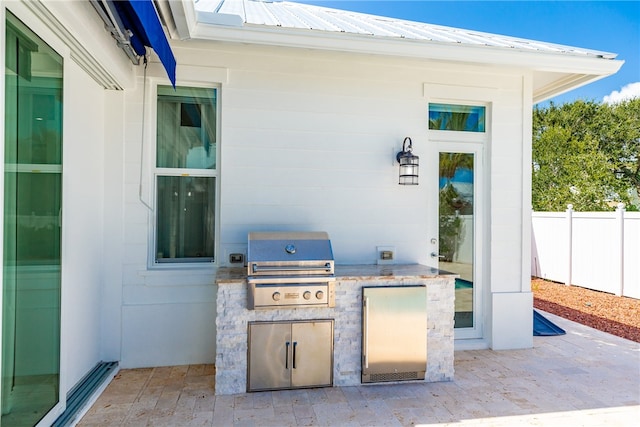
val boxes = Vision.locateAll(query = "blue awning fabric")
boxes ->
[112,0,176,87]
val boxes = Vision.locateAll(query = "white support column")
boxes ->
[616,203,625,296]
[566,204,573,286]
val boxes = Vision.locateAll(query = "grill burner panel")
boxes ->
[248,282,335,309]
[247,232,336,309]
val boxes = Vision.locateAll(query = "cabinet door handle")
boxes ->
[285,341,290,370]
[363,297,369,369]
[292,342,298,369]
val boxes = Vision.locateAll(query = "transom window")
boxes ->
[429,103,486,132]
[155,85,217,263]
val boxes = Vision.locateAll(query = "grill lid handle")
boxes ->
[251,263,332,273]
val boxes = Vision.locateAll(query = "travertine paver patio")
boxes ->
[77,311,640,426]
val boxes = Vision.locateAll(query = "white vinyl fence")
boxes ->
[531,204,640,299]
[453,215,473,265]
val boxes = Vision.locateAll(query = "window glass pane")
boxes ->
[439,153,475,328]
[157,86,216,169]
[4,19,62,165]
[156,176,215,262]
[429,103,485,132]
[3,12,62,426]
[6,172,62,264]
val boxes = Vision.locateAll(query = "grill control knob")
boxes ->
[315,290,324,300]
[272,292,281,301]
[303,291,311,300]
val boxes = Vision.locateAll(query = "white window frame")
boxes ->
[146,80,221,269]
[427,100,490,144]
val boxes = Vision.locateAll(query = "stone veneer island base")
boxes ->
[214,264,456,395]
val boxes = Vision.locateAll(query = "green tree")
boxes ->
[438,153,473,260]
[532,99,639,211]
[600,99,640,202]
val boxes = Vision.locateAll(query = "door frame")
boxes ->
[422,84,495,342]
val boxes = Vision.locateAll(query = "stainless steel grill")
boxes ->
[247,232,336,309]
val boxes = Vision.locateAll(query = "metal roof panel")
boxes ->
[195,0,617,59]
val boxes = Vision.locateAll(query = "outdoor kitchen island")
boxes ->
[214,264,456,395]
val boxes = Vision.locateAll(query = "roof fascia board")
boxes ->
[163,0,243,39]
[191,23,623,76]
[155,0,179,39]
[164,0,197,39]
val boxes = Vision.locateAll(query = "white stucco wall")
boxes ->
[60,58,107,393]
[101,90,125,363]
[115,40,533,367]
[118,75,217,368]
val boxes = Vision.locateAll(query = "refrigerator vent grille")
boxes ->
[369,371,422,382]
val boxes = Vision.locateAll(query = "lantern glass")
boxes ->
[398,153,419,185]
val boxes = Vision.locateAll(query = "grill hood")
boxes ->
[247,231,335,276]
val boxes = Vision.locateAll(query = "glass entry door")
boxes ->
[439,153,475,329]
[427,101,486,339]
[429,147,482,338]
[3,12,63,426]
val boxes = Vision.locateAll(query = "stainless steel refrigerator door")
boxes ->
[291,320,334,388]
[362,286,427,382]
[248,322,291,391]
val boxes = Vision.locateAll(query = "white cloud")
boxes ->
[603,82,640,104]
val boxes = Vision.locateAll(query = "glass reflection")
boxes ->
[3,12,62,426]
[439,153,474,328]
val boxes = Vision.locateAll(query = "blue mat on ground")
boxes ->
[455,278,473,289]
[533,310,566,336]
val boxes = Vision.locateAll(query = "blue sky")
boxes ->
[294,1,640,105]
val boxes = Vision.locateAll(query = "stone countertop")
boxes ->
[215,267,247,283]
[334,264,456,280]
[215,264,457,284]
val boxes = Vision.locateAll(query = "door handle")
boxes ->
[285,341,290,369]
[431,252,445,259]
[292,342,297,369]
[363,297,369,369]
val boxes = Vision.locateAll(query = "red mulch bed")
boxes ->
[532,278,640,343]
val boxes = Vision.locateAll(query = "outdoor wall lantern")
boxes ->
[396,137,419,185]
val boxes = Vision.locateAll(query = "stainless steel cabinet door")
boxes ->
[248,322,291,391]
[248,320,334,391]
[362,286,427,382]
[291,321,333,388]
